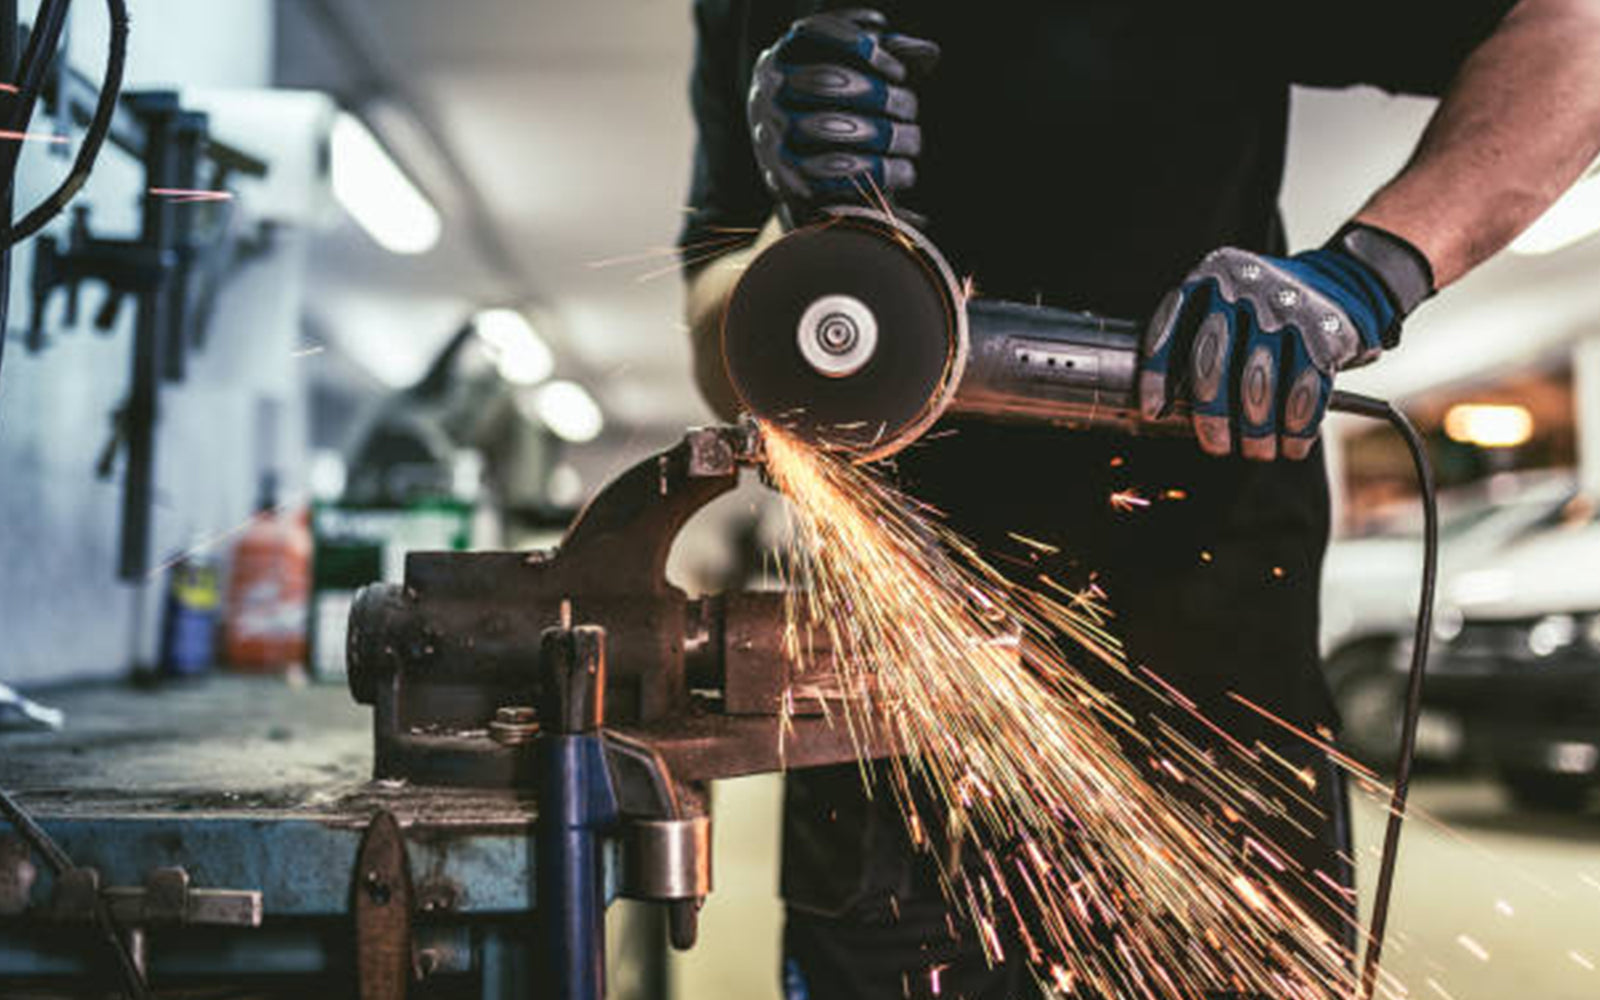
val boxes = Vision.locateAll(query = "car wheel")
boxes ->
[1501,771,1590,813]
[1327,639,1404,769]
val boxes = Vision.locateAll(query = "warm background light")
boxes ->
[1443,403,1535,448]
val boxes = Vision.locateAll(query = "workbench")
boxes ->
[0,676,651,996]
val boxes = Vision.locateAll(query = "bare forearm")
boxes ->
[1356,0,1600,286]
[684,216,782,420]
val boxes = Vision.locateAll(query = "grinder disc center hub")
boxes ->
[797,294,878,378]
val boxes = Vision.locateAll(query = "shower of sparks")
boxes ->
[149,187,234,203]
[1425,978,1459,1000]
[1109,488,1151,512]
[760,423,1396,1000]
[144,497,301,580]
[588,230,760,282]
[1455,935,1491,963]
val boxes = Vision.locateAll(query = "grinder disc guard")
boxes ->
[721,212,965,461]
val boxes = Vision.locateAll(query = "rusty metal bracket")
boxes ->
[47,864,261,928]
[355,810,415,1000]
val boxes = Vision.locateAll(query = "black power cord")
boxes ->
[4,0,127,248]
[0,0,128,393]
[0,0,70,369]
[1330,390,1439,1000]
[0,8,143,995]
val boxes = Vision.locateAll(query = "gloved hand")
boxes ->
[1139,223,1435,461]
[748,8,940,226]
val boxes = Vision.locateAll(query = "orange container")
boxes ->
[222,501,311,672]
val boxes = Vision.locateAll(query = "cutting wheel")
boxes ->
[721,211,966,461]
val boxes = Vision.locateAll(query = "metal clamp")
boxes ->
[50,865,261,928]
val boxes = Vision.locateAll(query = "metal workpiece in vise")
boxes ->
[346,421,880,996]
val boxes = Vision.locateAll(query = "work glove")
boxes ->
[748,8,940,226]
[1139,223,1435,461]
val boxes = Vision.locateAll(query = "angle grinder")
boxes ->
[721,207,1380,460]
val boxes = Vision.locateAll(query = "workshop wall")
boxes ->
[0,0,304,687]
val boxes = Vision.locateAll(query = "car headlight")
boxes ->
[1528,614,1578,658]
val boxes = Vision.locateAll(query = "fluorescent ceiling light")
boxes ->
[1444,403,1533,448]
[1510,169,1600,255]
[519,380,605,443]
[474,308,553,385]
[331,111,441,254]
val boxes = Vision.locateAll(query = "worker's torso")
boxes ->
[899,2,1291,315]
[727,0,1344,918]
[703,0,1514,922]
[742,1,1334,722]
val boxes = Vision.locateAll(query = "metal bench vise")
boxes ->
[346,423,877,1000]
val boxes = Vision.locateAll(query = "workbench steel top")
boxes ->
[0,677,554,919]
[0,675,536,826]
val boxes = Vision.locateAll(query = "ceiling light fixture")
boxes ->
[474,308,553,385]
[521,380,605,443]
[330,111,442,254]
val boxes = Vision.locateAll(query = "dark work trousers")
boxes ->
[779,744,1356,1000]
[778,424,1355,1000]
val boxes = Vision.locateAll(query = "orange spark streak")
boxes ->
[1109,488,1150,511]
[0,129,68,145]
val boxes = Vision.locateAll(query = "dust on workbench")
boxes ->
[0,676,536,827]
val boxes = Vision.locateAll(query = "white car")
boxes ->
[1428,498,1600,811]
[1319,472,1575,765]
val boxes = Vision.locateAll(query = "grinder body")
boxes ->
[721,208,1173,460]
[957,298,1147,432]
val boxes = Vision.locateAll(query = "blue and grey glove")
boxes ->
[748,8,940,226]
[1139,223,1435,461]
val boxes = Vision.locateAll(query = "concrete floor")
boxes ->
[669,774,1600,999]
[1360,777,1600,1000]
